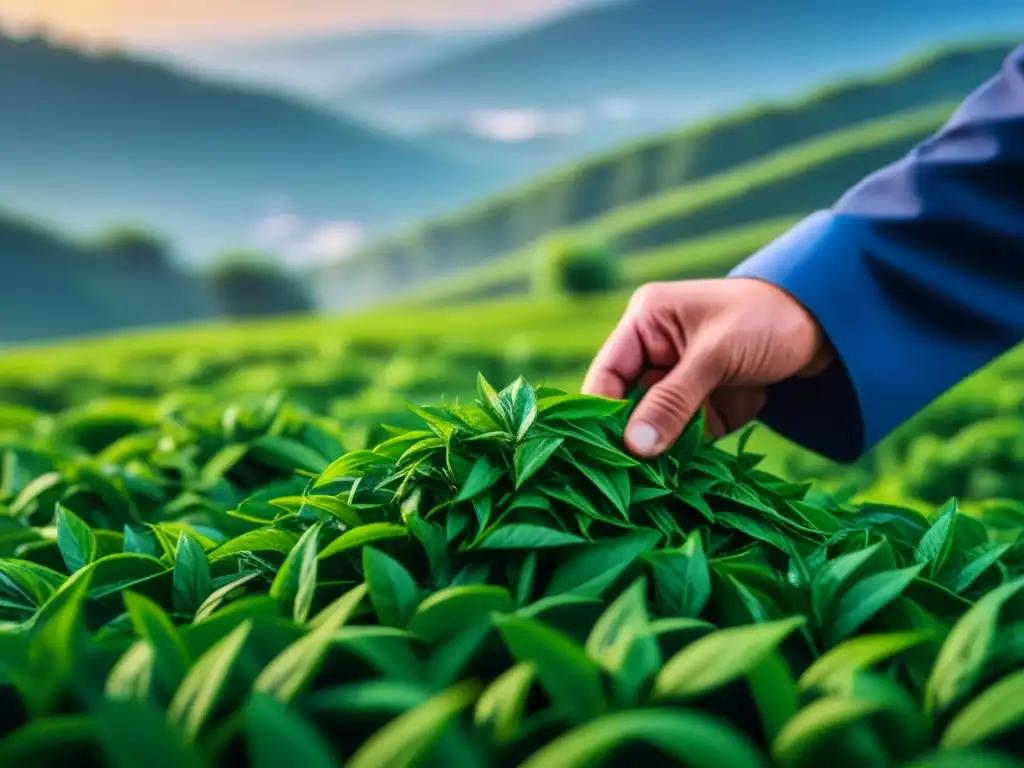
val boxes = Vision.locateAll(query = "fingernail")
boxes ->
[627,422,660,454]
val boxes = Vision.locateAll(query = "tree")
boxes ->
[92,227,173,273]
[206,251,312,318]
[531,236,620,297]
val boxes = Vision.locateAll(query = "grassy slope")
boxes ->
[389,102,952,306]
[0,211,216,344]
[315,41,1012,307]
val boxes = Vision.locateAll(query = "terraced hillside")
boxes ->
[311,41,1014,309]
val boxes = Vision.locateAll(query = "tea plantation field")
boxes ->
[2,293,1024,765]
[1,358,1024,767]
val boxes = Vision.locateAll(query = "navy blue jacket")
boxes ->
[730,43,1024,463]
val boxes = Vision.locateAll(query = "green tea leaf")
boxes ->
[455,457,504,503]
[245,693,339,768]
[799,630,934,692]
[363,546,422,628]
[55,504,96,574]
[584,577,660,705]
[96,698,204,768]
[123,591,190,694]
[925,575,1024,717]
[514,436,563,489]
[167,620,251,740]
[546,529,661,598]
[474,662,536,744]
[537,394,628,421]
[655,616,806,698]
[824,564,925,646]
[318,522,408,560]
[517,709,764,768]
[645,530,710,618]
[943,542,1012,594]
[254,583,368,702]
[269,522,322,624]
[408,585,512,643]
[941,667,1024,748]
[495,614,607,723]
[914,498,959,579]
[771,696,884,768]
[315,450,393,487]
[501,376,538,440]
[476,524,585,550]
[172,531,212,616]
[346,680,481,768]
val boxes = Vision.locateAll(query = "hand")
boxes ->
[582,278,834,458]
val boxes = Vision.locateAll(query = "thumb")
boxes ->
[623,350,723,458]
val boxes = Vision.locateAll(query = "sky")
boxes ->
[0,0,591,43]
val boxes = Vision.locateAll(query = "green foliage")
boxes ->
[532,237,620,297]
[206,251,313,318]
[0,375,1022,766]
[92,227,173,273]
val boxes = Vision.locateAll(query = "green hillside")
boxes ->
[313,40,1013,309]
[327,102,952,308]
[0,211,217,344]
[0,32,490,262]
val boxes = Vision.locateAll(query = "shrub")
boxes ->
[0,375,1021,766]
[206,251,312,317]
[904,416,1024,504]
[92,227,174,272]
[532,236,620,296]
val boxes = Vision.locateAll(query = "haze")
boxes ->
[0,0,592,42]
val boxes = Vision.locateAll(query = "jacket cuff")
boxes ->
[728,211,882,462]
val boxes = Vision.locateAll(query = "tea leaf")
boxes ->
[514,436,563,489]
[495,614,607,723]
[172,531,212,617]
[518,709,764,768]
[915,498,959,579]
[167,620,251,740]
[546,529,661,598]
[799,630,934,692]
[346,680,482,768]
[363,546,422,628]
[655,616,806,698]
[941,667,1024,748]
[455,457,504,503]
[645,530,710,618]
[825,564,926,645]
[925,576,1024,717]
[474,662,536,744]
[269,521,322,623]
[476,524,585,550]
[245,693,338,768]
[255,583,367,702]
[55,505,96,574]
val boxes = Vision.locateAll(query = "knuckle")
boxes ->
[640,384,693,429]
[630,282,664,309]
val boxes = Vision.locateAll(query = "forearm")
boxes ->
[730,43,1024,462]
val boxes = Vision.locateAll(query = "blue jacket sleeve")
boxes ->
[729,43,1024,463]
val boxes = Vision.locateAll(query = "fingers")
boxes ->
[624,347,723,458]
[581,314,644,399]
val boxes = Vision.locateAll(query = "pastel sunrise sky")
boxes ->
[0,0,591,42]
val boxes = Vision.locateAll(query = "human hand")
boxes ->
[582,278,834,458]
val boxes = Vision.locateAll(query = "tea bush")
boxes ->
[0,374,1023,766]
[532,237,620,297]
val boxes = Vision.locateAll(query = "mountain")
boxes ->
[0,33,493,264]
[0,210,217,346]
[147,29,496,103]
[344,0,1024,119]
